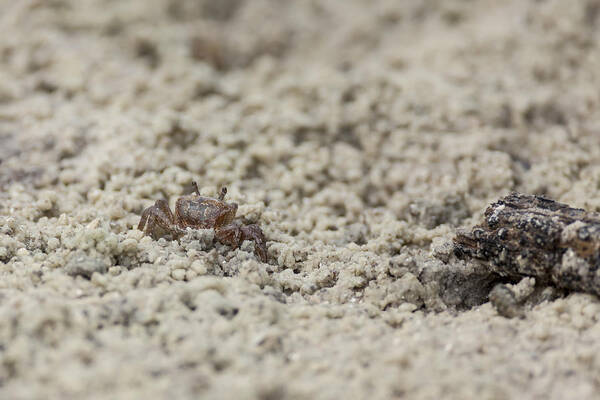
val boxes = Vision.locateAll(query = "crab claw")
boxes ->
[215,223,268,262]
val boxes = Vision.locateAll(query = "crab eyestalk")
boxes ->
[192,181,201,195]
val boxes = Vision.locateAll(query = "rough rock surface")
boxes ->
[2,0,600,399]
[455,192,600,296]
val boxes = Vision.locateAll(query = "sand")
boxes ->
[2,0,600,398]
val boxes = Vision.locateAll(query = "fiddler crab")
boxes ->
[138,182,267,262]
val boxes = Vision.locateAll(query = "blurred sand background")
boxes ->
[2,0,600,398]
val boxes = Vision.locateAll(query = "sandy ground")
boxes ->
[2,0,600,399]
